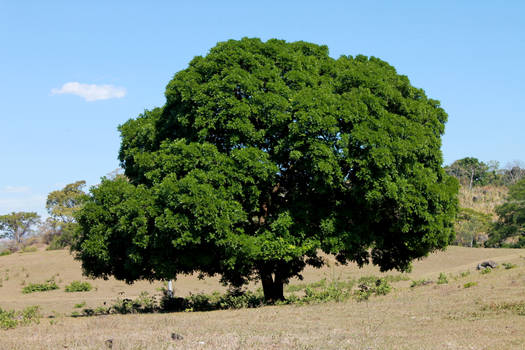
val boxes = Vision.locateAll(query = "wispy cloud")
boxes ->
[2,186,31,194]
[0,186,46,217]
[51,82,127,102]
[0,195,47,217]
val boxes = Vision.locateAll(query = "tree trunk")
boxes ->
[260,271,284,303]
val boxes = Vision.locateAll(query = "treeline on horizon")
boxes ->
[444,157,525,189]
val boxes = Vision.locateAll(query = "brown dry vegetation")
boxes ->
[1,247,525,349]
[458,185,508,217]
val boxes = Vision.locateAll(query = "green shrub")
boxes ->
[302,282,352,303]
[0,250,11,257]
[65,281,92,292]
[502,262,517,270]
[0,306,40,329]
[437,273,448,285]
[410,279,432,288]
[354,277,392,301]
[85,276,390,316]
[480,267,492,274]
[94,306,110,315]
[22,279,59,294]
[464,282,478,288]
[74,302,86,309]
[0,309,17,329]
[112,291,158,314]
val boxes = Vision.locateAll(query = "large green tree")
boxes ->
[0,212,41,246]
[75,38,458,302]
[486,178,525,247]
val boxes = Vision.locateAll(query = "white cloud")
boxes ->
[2,186,31,194]
[51,82,127,101]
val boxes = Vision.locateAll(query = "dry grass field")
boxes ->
[1,246,525,349]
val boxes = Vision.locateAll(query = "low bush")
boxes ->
[22,279,59,294]
[84,276,393,316]
[354,277,392,301]
[0,306,40,330]
[163,289,265,312]
[74,302,86,309]
[502,262,518,270]
[410,279,433,288]
[65,281,92,292]
[464,282,478,288]
[437,273,448,285]
[0,250,11,257]
[480,268,492,275]
[111,291,158,314]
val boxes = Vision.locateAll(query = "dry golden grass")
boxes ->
[1,246,525,349]
[458,185,508,217]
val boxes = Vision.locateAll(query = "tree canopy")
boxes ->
[46,180,87,223]
[0,212,40,245]
[445,158,524,188]
[42,180,87,248]
[444,157,495,189]
[74,38,458,302]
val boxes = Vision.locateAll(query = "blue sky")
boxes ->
[1,1,524,217]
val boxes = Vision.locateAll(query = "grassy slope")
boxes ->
[1,246,525,349]
[458,185,507,217]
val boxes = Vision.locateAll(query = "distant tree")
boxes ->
[486,178,525,247]
[0,212,41,246]
[44,180,87,248]
[74,38,458,302]
[454,208,491,247]
[445,157,490,189]
[501,161,525,186]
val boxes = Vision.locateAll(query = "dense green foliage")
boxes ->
[486,179,525,247]
[74,38,457,301]
[0,212,40,246]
